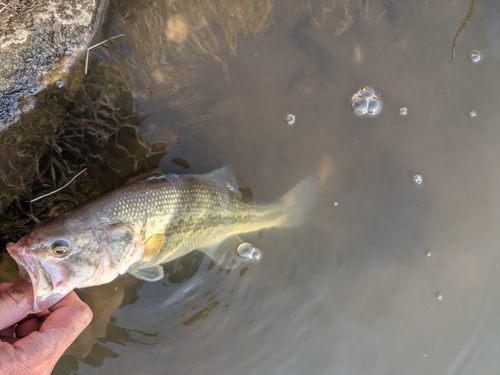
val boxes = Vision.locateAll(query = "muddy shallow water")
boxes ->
[20,0,500,373]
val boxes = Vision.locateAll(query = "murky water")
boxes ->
[10,0,498,373]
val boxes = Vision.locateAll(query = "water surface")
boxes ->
[51,0,500,374]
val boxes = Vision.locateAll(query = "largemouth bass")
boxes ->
[7,166,316,312]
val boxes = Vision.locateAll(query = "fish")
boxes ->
[6,166,317,312]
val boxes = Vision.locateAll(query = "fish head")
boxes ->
[7,220,144,312]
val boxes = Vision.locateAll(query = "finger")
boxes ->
[13,291,92,364]
[0,336,17,344]
[43,291,93,332]
[16,316,41,338]
[0,280,34,330]
[0,282,15,294]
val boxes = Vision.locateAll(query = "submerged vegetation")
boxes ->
[0,61,168,252]
[113,0,273,91]
[303,0,385,36]
[0,0,276,280]
[451,0,476,61]
[0,0,372,278]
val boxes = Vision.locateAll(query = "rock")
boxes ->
[0,0,107,129]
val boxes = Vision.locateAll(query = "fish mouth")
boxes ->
[6,243,68,313]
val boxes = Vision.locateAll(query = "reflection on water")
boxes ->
[55,251,205,374]
[3,0,500,373]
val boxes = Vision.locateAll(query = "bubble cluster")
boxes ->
[413,174,423,185]
[399,107,408,116]
[237,242,262,260]
[350,86,383,117]
[469,50,482,64]
[19,96,37,114]
[436,293,443,300]
[56,81,64,89]
[469,110,477,118]
[285,113,296,126]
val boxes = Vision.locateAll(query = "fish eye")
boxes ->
[51,239,71,257]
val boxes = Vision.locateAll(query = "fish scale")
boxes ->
[140,174,282,266]
[66,171,287,266]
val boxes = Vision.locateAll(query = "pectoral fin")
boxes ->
[142,234,166,261]
[129,265,164,282]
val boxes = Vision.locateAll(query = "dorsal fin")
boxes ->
[125,170,164,184]
[201,166,239,190]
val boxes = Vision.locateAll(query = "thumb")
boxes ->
[12,291,92,370]
[0,280,34,330]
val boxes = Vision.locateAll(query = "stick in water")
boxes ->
[30,168,87,203]
[85,34,125,74]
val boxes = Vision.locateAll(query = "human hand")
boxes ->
[0,280,92,375]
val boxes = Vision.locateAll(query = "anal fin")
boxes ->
[201,235,244,272]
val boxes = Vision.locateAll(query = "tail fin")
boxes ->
[279,176,318,228]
